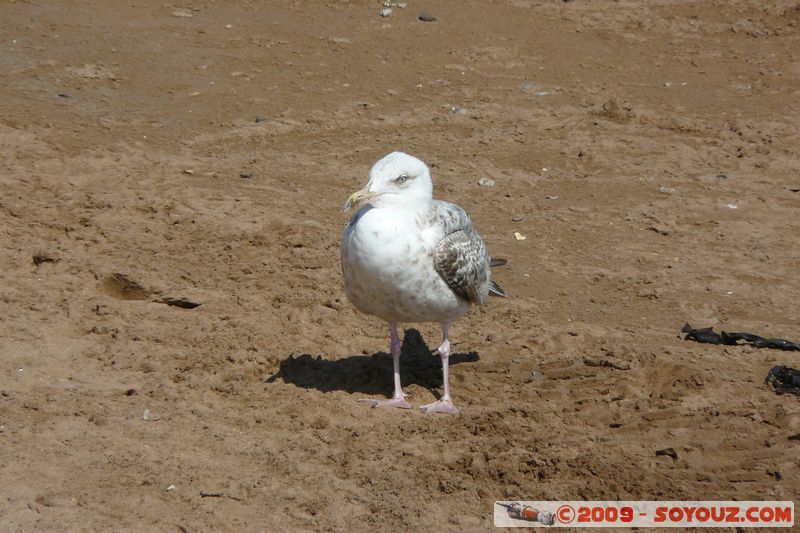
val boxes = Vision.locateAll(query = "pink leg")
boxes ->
[421,324,460,414]
[358,322,412,409]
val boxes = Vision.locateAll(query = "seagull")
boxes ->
[341,152,506,414]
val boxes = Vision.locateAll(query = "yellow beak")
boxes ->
[343,186,374,213]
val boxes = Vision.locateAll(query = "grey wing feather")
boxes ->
[488,258,507,297]
[488,280,506,298]
[432,202,494,305]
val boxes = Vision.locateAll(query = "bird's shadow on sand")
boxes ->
[264,329,479,397]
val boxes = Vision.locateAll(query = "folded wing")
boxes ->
[433,202,505,305]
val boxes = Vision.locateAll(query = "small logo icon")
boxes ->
[498,502,555,525]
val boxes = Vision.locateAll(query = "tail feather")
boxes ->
[489,280,507,298]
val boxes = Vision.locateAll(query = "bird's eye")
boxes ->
[395,175,409,184]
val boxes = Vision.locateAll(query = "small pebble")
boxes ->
[511,214,524,222]
[520,82,533,90]
[545,195,558,200]
[240,172,253,179]
[380,8,392,17]
[397,2,407,7]
[418,12,436,22]
[142,409,161,421]
[181,169,194,175]
[172,8,193,18]
[658,186,677,194]
[514,232,527,241]
[254,116,264,123]
[725,203,738,209]
[478,177,495,187]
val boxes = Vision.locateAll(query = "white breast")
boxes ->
[341,204,469,324]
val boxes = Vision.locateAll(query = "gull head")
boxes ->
[343,152,433,212]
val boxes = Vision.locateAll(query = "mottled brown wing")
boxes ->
[433,203,492,305]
